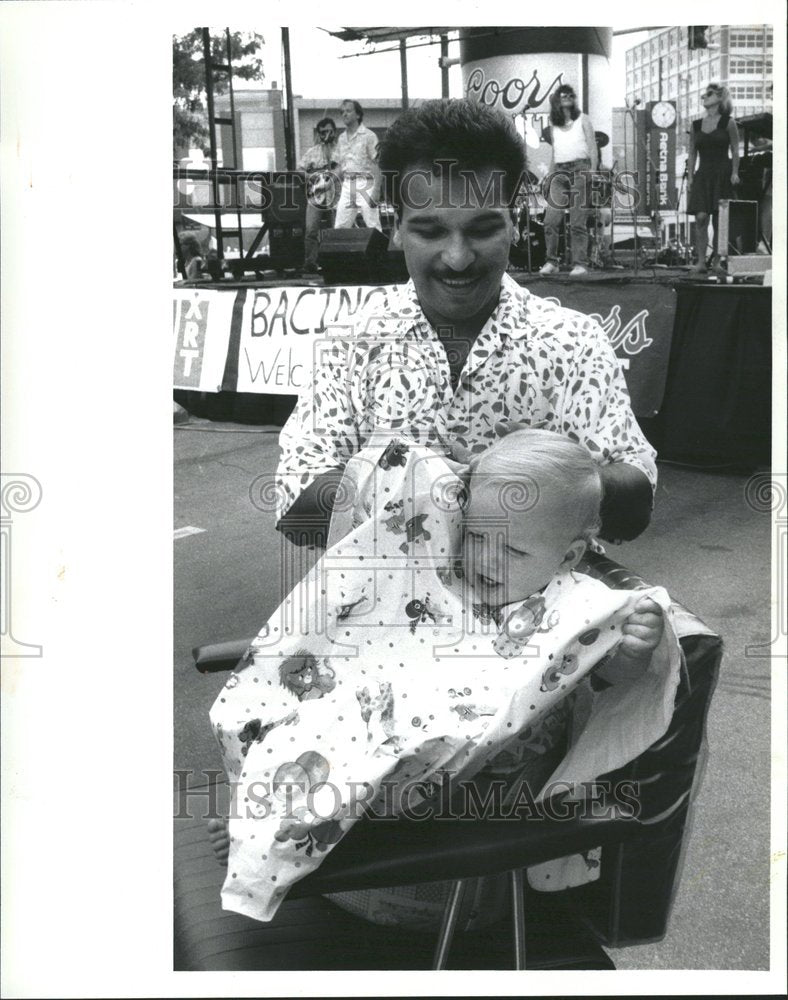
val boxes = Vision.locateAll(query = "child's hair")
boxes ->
[473,429,603,543]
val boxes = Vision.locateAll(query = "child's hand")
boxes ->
[619,596,664,661]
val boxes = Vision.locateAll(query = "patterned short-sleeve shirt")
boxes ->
[275,273,657,517]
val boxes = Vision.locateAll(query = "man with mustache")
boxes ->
[275,99,656,548]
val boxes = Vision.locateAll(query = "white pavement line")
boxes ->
[174,525,207,540]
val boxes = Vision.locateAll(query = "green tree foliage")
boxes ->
[173,29,265,158]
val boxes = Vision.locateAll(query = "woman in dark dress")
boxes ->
[688,83,740,272]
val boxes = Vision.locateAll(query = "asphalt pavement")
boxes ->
[174,419,772,970]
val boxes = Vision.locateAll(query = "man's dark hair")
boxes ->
[316,117,336,133]
[342,100,363,122]
[378,98,526,214]
[549,85,581,127]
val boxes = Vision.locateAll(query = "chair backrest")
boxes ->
[564,550,722,946]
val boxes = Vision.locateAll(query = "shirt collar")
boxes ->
[344,123,369,139]
[393,273,533,343]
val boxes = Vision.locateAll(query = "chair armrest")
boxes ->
[193,639,253,673]
[288,803,640,898]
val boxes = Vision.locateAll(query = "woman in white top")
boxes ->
[539,85,598,277]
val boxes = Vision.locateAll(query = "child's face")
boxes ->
[461,475,585,606]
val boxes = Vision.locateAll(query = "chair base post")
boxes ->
[511,869,527,969]
[432,879,469,970]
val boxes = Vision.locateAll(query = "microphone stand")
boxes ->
[606,159,624,269]
[676,159,690,266]
[624,99,641,276]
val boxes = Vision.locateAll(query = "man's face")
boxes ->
[397,164,514,330]
[461,473,581,606]
[341,103,358,127]
[318,123,336,144]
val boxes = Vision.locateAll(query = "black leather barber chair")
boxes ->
[174,551,721,970]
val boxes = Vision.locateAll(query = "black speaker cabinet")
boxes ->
[317,227,390,284]
[266,172,307,268]
[718,200,758,257]
[266,172,307,223]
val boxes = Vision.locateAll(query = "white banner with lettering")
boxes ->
[173,282,676,417]
[173,288,236,392]
[236,285,394,394]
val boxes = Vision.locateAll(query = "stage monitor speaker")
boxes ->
[266,171,307,224]
[718,200,758,257]
[265,172,307,268]
[317,227,390,283]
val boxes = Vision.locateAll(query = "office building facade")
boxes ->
[625,25,773,157]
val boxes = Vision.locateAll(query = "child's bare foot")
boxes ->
[207,818,230,866]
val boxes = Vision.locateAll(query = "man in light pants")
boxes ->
[334,99,382,231]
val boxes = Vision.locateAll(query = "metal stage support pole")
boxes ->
[400,39,409,109]
[200,27,243,267]
[282,28,296,171]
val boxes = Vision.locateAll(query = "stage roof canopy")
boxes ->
[327,27,454,44]
[737,112,772,139]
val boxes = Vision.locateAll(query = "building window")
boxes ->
[730,57,768,74]
[731,84,764,100]
[730,29,774,49]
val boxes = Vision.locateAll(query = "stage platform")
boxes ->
[173,264,767,293]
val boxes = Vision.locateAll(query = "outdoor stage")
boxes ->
[173,267,772,467]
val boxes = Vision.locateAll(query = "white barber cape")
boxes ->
[210,439,681,922]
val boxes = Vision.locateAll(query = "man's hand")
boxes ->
[619,596,664,661]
